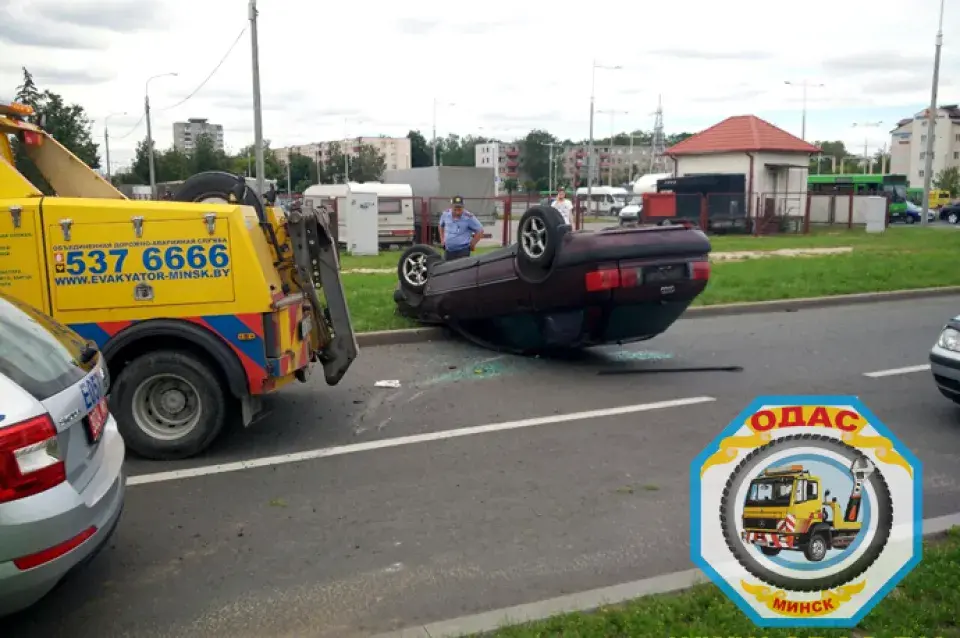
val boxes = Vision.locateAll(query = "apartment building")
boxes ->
[559,144,652,183]
[172,118,224,153]
[275,137,412,172]
[473,142,652,187]
[889,105,960,184]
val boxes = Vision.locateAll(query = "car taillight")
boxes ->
[691,261,710,281]
[585,268,621,292]
[0,414,66,504]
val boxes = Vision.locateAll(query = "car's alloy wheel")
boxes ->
[520,215,548,259]
[949,212,959,224]
[402,253,429,287]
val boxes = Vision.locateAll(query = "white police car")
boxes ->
[0,292,125,616]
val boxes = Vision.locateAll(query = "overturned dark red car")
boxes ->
[393,206,711,353]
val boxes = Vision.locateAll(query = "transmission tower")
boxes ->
[649,94,667,173]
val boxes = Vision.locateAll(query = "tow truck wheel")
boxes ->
[759,546,781,556]
[804,532,829,562]
[112,350,228,460]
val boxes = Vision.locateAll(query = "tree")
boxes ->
[190,133,229,175]
[349,143,387,182]
[934,167,960,196]
[286,152,316,192]
[320,142,347,183]
[520,129,557,185]
[502,178,518,194]
[11,68,100,192]
[407,130,432,167]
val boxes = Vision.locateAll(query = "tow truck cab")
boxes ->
[0,99,357,460]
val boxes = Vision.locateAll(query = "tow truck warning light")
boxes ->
[0,100,34,117]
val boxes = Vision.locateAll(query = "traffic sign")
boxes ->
[691,395,922,628]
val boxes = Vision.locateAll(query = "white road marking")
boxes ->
[127,396,717,486]
[863,364,931,378]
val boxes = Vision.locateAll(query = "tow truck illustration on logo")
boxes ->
[691,396,922,628]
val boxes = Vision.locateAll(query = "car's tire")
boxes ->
[172,170,266,219]
[517,205,564,267]
[948,211,959,224]
[760,546,781,557]
[906,215,916,224]
[804,530,830,562]
[398,244,440,294]
[719,433,893,592]
[111,350,228,460]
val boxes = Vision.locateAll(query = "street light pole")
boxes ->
[249,0,266,197]
[588,60,623,215]
[144,72,177,199]
[103,111,126,183]
[784,80,824,141]
[598,108,629,186]
[921,0,946,227]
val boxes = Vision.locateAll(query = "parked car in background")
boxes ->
[894,200,936,224]
[930,316,960,405]
[0,293,125,617]
[939,202,960,224]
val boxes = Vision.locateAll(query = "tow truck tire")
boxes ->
[172,170,266,219]
[719,433,892,592]
[111,350,228,460]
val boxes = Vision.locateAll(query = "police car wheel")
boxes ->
[112,350,227,460]
[398,244,440,293]
[517,206,563,266]
[719,433,893,592]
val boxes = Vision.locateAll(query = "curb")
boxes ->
[371,513,960,638]
[356,286,960,349]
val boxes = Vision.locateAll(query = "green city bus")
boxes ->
[807,174,908,216]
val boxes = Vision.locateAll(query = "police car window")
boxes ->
[0,296,91,400]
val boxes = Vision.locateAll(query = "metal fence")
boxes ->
[318,191,894,249]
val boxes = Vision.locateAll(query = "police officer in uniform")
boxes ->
[438,195,484,261]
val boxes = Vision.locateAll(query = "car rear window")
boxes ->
[0,295,95,400]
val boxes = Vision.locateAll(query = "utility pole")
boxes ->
[286,159,292,195]
[103,111,126,183]
[431,98,455,167]
[249,0,266,197]
[546,142,560,194]
[144,73,176,199]
[922,0,946,226]
[852,121,883,174]
[784,80,824,141]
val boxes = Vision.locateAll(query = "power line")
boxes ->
[113,112,145,140]
[156,25,247,113]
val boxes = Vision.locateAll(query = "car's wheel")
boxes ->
[517,205,564,266]
[111,350,227,460]
[397,244,440,293]
[759,546,781,557]
[948,211,959,224]
[906,214,916,224]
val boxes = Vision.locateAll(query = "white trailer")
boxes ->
[575,186,631,215]
[303,182,416,249]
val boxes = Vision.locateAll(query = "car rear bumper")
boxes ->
[0,421,126,617]
[930,344,960,398]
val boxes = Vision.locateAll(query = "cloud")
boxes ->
[860,75,933,96]
[648,48,774,61]
[31,67,117,86]
[34,0,161,33]
[395,18,441,35]
[823,52,930,76]
[0,16,102,49]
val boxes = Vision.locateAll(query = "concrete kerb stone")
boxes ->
[370,512,960,638]
[355,286,960,349]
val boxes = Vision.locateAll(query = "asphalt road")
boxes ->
[9,296,960,638]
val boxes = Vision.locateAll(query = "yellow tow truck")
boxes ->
[0,98,358,460]
[740,460,872,562]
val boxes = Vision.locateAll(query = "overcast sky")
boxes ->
[1,0,956,171]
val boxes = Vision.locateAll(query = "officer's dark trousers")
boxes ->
[444,247,471,261]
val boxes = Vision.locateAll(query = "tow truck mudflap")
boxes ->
[286,205,358,385]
